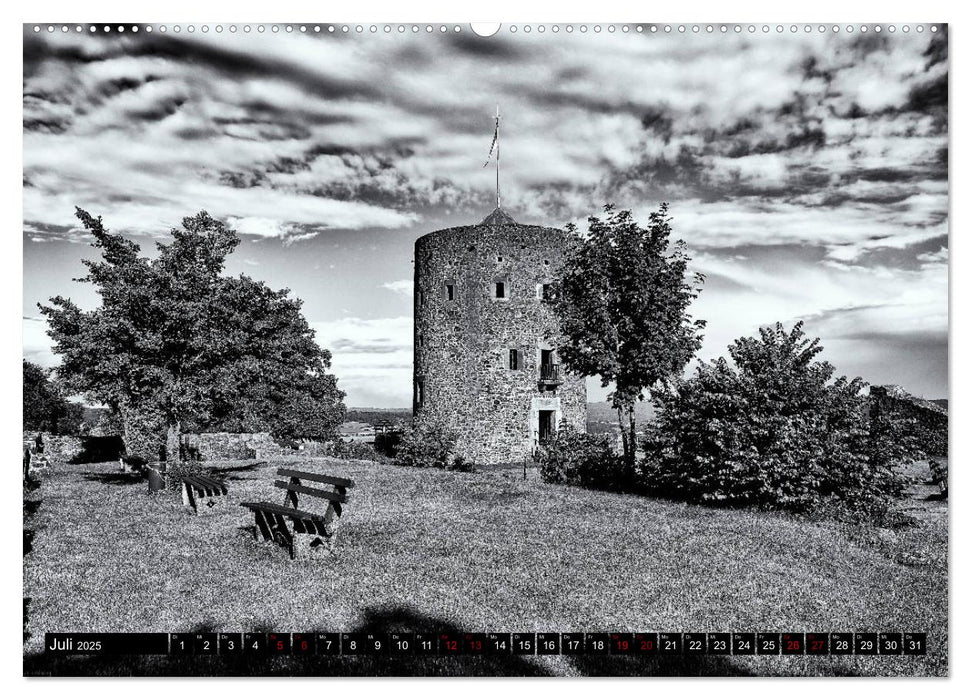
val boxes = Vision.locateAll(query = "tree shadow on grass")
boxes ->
[569,652,754,677]
[23,499,42,517]
[213,462,267,476]
[81,472,144,486]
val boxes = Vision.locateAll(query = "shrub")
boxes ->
[640,322,915,516]
[448,455,477,472]
[332,439,391,463]
[374,430,402,458]
[538,426,632,492]
[395,419,457,470]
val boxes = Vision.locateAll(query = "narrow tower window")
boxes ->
[508,348,520,370]
[445,283,455,301]
[495,281,506,298]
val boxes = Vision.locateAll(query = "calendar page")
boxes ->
[22,21,948,678]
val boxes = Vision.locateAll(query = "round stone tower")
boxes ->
[413,207,587,464]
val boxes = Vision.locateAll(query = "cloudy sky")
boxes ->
[23,24,948,406]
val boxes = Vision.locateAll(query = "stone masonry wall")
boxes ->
[22,432,84,463]
[414,211,587,464]
[181,432,291,461]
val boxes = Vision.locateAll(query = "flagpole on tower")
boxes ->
[495,104,501,209]
[484,105,502,210]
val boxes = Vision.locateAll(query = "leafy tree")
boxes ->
[551,203,705,469]
[22,359,84,434]
[641,322,916,515]
[39,208,345,462]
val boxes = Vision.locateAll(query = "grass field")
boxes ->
[23,457,947,676]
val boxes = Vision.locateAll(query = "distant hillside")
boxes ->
[586,401,656,436]
[346,408,412,426]
[82,406,109,425]
[586,401,655,423]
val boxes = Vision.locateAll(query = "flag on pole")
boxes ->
[483,110,499,167]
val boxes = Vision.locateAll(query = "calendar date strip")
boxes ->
[44,632,927,656]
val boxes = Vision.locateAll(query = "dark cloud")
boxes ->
[446,32,526,60]
[639,107,674,143]
[605,144,707,196]
[99,75,161,99]
[124,94,186,123]
[923,25,948,68]
[799,55,835,83]
[23,116,70,134]
[851,235,948,270]
[219,170,267,189]
[846,32,892,58]
[904,72,947,113]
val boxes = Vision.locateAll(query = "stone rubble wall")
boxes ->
[21,432,85,463]
[180,432,291,461]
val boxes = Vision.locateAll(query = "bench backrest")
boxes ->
[274,468,356,513]
[277,468,355,489]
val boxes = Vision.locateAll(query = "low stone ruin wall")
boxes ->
[181,432,291,461]
[22,429,340,463]
[22,432,84,463]
[180,433,339,461]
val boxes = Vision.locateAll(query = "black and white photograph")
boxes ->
[21,20,948,678]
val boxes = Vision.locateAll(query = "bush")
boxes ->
[395,419,457,470]
[374,430,402,458]
[640,322,915,516]
[332,439,392,463]
[538,426,632,492]
[448,455,477,472]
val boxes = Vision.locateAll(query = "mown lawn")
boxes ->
[23,457,947,676]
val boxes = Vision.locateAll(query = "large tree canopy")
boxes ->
[551,203,706,467]
[39,208,345,460]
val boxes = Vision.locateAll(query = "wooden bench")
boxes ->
[240,468,355,559]
[182,474,229,514]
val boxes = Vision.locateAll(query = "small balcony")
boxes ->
[539,363,562,385]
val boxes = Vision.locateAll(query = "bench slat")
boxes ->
[273,480,348,503]
[240,501,326,523]
[183,475,228,495]
[189,475,226,492]
[276,468,355,488]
